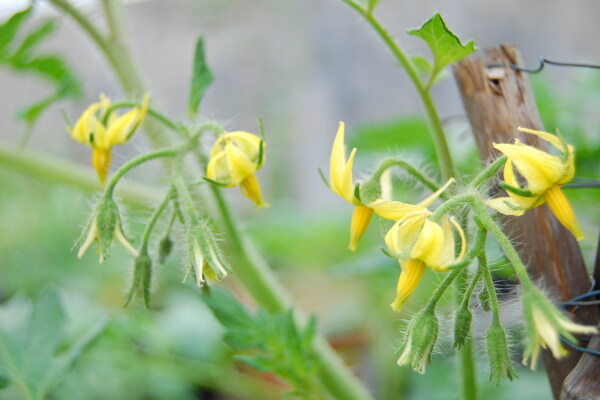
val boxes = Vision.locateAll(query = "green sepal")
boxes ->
[158,236,173,264]
[202,176,229,187]
[486,322,518,384]
[124,250,152,308]
[257,139,265,167]
[499,181,533,197]
[453,307,473,349]
[317,167,330,189]
[96,197,119,261]
[353,183,362,203]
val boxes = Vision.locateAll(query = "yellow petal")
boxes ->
[106,110,138,146]
[494,142,566,194]
[390,259,425,311]
[411,219,444,266]
[545,185,584,240]
[240,174,269,207]
[517,127,565,152]
[384,212,428,255]
[330,122,357,204]
[417,178,455,208]
[92,148,111,186]
[71,103,103,144]
[348,205,374,251]
[211,131,261,160]
[225,141,257,185]
[369,199,426,220]
[532,307,567,359]
[206,151,234,186]
[485,197,526,216]
[430,216,455,270]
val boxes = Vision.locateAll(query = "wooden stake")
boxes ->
[453,44,599,399]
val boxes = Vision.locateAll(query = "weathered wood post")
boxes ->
[452,44,599,399]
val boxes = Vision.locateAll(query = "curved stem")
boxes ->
[423,269,462,314]
[372,158,440,192]
[340,0,455,181]
[429,193,475,222]
[139,186,175,251]
[105,137,196,198]
[108,102,184,134]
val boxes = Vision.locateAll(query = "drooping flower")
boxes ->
[76,196,138,263]
[70,94,150,185]
[522,288,598,370]
[486,127,583,240]
[397,310,439,374]
[206,131,267,207]
[380,182,466,311]
[184,222,229,287]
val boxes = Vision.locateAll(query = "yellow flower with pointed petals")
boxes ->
[486,127,583,240]
[381,186,466,311]
[206,131,267,207]
[70,94,150,185]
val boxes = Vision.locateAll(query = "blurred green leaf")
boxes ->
[188,37,214,118]
[408,13,476,85]
[0,6,81,130]
[10,20,57,62]
[411,55,450,86]
[0,290,106,399]
[0,6,32,58]
[202,289,324,398]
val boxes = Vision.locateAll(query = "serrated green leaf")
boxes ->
[188,37,214,118]
[0,7,32,58]
[408,13,476,83]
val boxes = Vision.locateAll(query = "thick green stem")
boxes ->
[429,193,475,222]
[340,0,455,181]
[0,140,161,207]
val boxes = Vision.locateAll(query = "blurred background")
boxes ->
[0,0,599,399]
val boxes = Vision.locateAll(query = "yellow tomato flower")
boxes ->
[381,184,466,311]
[70,94,150,185]
[206,131,267,207]
[486,127,583,240]
[522,289,598,370]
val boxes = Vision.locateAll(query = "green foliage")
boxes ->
[188,37,214,119]
[408,13,476,87]
[0,290,106,399]
[0,6,80,126]
[202,289,325,399]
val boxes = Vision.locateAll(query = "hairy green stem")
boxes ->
[423,269,462,314]
[479,245,502,326]
[105,137,197,198]
[468,156,507,189]
[371,158,440,192]
[139,186,175,251]
[429,193,475,222]
[471,200,534,290]
[340,0,455,181]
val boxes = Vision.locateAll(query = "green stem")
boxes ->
[471,199,534,290]
[423,269,462,314]
[468,156,507,189]
[0,140,161,207]
[108,102,184,134]
[429,193,475,222]
[139,186,175,250]
[340,0,454,181]
[105,138,195,198]
[478,244,502,326]
[370,158,440,192]
[460,269,481,310]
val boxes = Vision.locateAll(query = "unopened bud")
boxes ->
[453,307,472,349]
[185,221,230,287]
[486,322,517,384]
[397,310,438,374]
[158,236,173,264]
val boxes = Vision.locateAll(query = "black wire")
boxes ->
[487,58,600,73]
[560,337,600,357]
